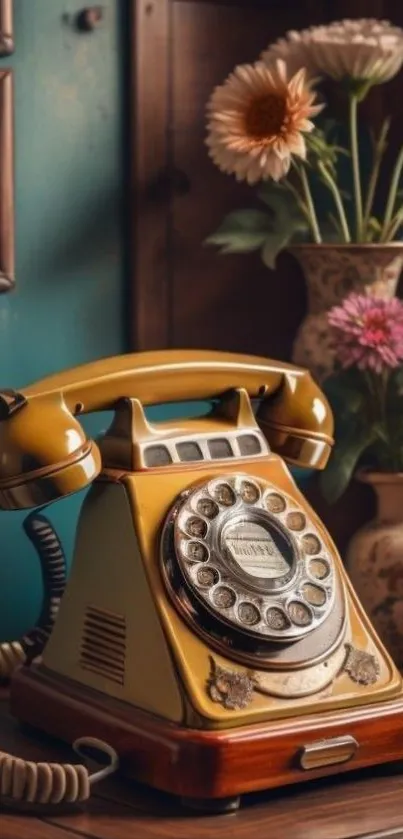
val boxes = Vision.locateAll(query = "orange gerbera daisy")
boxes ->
[206,59,323,184]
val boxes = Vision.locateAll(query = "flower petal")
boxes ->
[205,58,321,185]
[261,18,403,84]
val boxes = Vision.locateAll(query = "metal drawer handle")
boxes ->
[299,735,358,770]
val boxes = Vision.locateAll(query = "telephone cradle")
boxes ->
[1,349,403,813]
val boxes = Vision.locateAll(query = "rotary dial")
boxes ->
[161,473,335,643]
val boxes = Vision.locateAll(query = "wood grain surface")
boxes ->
[0,686,403,838]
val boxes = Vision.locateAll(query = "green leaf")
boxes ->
[384,373,403,451]
[321,118,339,137]
[257,189,291,225]
[288,225,311,244]
[374,423,390,445]
[325,365,367,398]
[391,366,403,393]
[215,209,273,233]
[205,209,273,253]
[257,185,305,225]
[320,219,344,243]
[206,182,311,263]
[319,425,377,504]
[332,147,351,157]
[260,233,290,269]
[335,387,365,417]
[257,181,288,203]
[206,232,270,253]
[367,216,382,234]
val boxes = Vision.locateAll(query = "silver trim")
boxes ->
[163,473,336,643]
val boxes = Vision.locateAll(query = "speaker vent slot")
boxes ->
[80,605,126,685]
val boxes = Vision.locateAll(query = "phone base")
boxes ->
[10,663,403,804]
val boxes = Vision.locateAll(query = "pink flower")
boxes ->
[327,293,403,373]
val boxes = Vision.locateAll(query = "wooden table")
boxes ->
[1,690,403,839]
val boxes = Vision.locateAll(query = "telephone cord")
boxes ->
[0,511,67,681]
[0,512,120,810]
[0,737,119,808]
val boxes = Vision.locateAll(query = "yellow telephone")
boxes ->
[1,349,403,813]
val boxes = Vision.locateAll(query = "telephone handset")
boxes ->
[0,348,333,510]
[0,349,402,814]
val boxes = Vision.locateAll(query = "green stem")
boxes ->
[283,179,310,222]
[317,162,351,242]
[379,370,388,430]
[381,145,403,241]
[362,119,390,240]
[328,212,343,239]
[365,369,395,470]
[364,369,377,418]
[383,207,403,243]
[294,163,321,243]
[378,371,395,470]
[349,94,363,241]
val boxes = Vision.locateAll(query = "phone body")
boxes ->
[1,349,402,812]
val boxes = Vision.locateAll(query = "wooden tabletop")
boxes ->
[1,690,403,839]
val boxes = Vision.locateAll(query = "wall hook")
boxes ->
[76,7,104,32]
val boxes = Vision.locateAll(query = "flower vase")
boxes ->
[289,243,403,382]
[345,472,403,671]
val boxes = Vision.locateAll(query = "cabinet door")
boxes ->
[130,0,329,355]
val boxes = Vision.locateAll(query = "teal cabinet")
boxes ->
[0,0,124,639]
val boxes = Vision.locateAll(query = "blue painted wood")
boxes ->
[0,0,124,639]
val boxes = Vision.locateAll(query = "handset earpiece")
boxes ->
[256,371,334,469]
[0,392,101,510]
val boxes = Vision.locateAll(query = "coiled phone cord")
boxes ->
[0,511,120,810]
[0,511,67,681]
[0,737,119,809]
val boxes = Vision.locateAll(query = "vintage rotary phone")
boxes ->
[0,348,403,813]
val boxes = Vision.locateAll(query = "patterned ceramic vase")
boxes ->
[289,243,403,382]
[345,472,403,671]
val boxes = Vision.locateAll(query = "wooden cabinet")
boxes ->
[129,0,330,355]
[129,0,401,357]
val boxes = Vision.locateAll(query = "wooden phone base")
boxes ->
[10,664,403,812]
